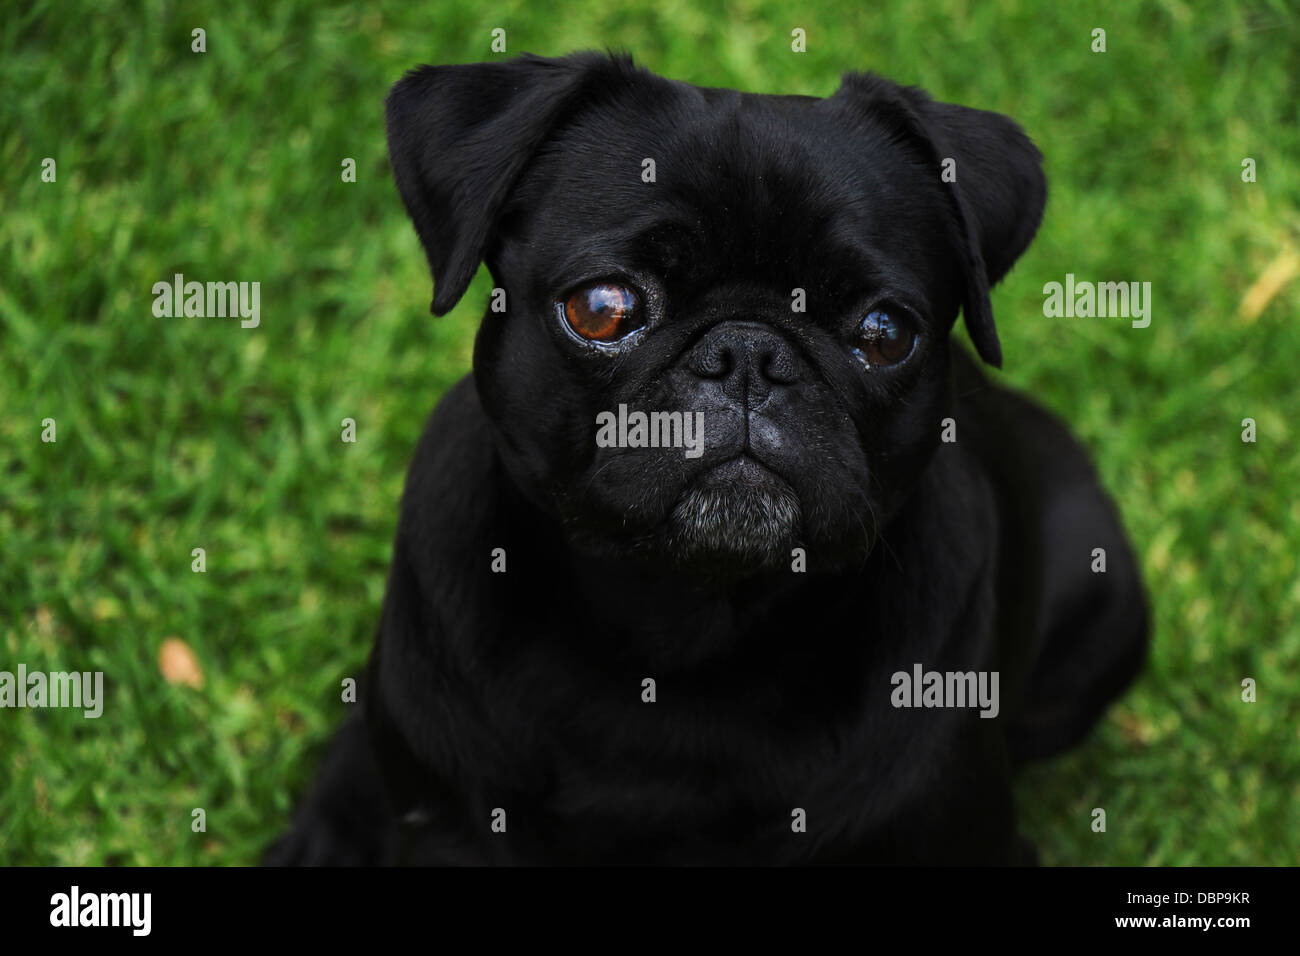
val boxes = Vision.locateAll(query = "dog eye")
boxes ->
[561,283,643,342]
[855,310,915,367]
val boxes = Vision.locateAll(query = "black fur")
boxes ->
[265,52,1147,866]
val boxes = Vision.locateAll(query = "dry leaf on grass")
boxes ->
[158,638,205,689]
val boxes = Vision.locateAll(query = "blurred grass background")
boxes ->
[1,0,1297,865]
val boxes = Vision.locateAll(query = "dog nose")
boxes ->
[685,322,800,406]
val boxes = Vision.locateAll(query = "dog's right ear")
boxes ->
[386,53,624,315]
[829,74,1046,368]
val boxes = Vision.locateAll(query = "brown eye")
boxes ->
[855,310,915,367]
[562,283,642,342]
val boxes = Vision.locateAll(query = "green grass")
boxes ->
[2,0,1297,865]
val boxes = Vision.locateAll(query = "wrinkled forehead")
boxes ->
[504,83,956,308]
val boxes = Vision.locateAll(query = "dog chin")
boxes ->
[663,458,802,575]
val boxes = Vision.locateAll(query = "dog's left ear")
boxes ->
[386,53,628,316]
[830,75,1047,367]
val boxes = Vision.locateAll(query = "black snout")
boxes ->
[684,322,801,408]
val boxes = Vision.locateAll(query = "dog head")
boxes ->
[386,52,1045,578]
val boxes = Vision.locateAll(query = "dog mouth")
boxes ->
[663,455,802,573]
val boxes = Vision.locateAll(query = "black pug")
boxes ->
[267,51,1148,865]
